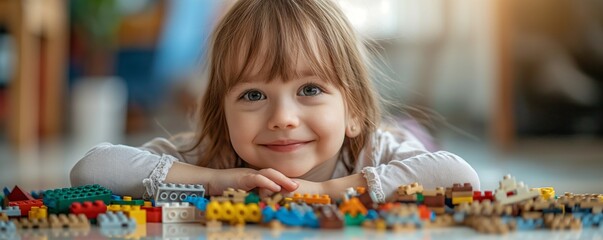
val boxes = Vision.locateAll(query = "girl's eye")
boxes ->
[298,84,323,96]
[242,90,266,101]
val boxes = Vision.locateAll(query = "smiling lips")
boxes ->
[261,140,312,152]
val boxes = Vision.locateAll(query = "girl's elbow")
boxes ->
[69,143,111,186]
[437,151,481,190]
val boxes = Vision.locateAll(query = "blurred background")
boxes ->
[0,0,602,195]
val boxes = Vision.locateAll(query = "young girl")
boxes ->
[70,0,480,203]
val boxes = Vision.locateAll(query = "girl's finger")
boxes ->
[241,173,281,193]
[258,188,275,199]
[257,168,299,192]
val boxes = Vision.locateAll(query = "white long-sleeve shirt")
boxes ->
[70,127,480,202]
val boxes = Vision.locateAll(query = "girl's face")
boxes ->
[224,58,349,177]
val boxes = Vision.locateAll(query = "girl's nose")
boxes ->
[267,101,300,130]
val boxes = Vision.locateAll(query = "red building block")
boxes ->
[141,205,162,223]
[7,186,35,201]
[8,199,43,216]
[473,191,494,202]
[70,200,107,219]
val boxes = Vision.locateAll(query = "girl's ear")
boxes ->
[346,117,361,138]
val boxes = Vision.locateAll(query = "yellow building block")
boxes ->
[107,204,146,224]
[28,205,48,220]
[206,201,221,221]
[245,203,261,223]
[452,196,473,205]
[536,187,556,200]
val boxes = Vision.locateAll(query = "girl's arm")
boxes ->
[71,138,298,198]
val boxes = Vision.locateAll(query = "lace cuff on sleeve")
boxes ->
[361,167,386,203]
[142,154,175,199]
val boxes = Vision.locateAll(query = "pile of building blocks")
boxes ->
[1,174,603,237]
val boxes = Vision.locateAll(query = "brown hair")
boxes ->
[185,0,381,169]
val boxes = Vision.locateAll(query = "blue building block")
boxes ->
[0,220,16,232]
[30,190,44,199]
[98,211,137,229]
[366,209,378,220]
[0,206,21,217]
[0,221,17,239]
[275,208,304,227]
[303,211,320,228]
[184,196,208,211]
[515,217,544,230]
[2,187,9,197]
[262,207,276,223]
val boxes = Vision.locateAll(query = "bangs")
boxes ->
[212,1,340,91]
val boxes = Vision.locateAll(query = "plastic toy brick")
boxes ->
[98,211,137,229]
[30,190,44,199]
[154,182,205,204]
[292,193,331,205]
[107,205,147,225]
[452,196,473,205]
[344,213,366,226]
[473,191,494,202]
[11,217,50,229]
[301,210,319,228]
[263,193,284,209]
[43,184,112,214]
[261,205,276,223]
[533,187,555,200]
[141,203,162,223]
[8,199,43,216]
[6,186,35,201]
[70,200,107,219]
[544,214,581,230]
[423,187,445,197]
[452,183,473,192]
[366,209,378,220]
[0,220,16,233]
[222,188,248,203]
[424,214,455,228]
[184,195,209,211]
[316,204,344,229]
[275,207,304,227]
[245,192,260,204]
[424,195,445,208]
[381,204,422,227]
[160,202,202,223]
[494,180,539,205]
[397,182,424,196]
[49,213,90,229]
[242,203,261,223]
[0,206,21,217]
[28,205,48,220]
[0,213,7,221]
[451,191,473,198]
[111,196,144,206]
[339,197,368,217]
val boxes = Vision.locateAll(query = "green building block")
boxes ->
[416,193,424,204]
[43,184,112,214]
[110,199,144,206]
[245,192,260,204]
[344,213,366,226]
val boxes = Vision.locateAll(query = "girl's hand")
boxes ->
[207,168,298,196]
